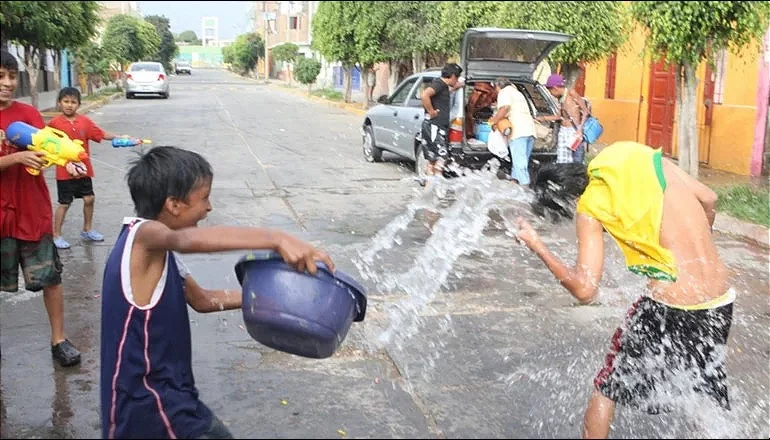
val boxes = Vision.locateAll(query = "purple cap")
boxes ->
[545,74,565,88]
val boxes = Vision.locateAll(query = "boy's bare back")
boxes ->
[654,159,729,306]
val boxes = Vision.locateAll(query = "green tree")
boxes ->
[145,15,178,72]
[495,1,631,87]
[228,33,264,76]
[632,1,770,177]
[311,1,359,102]
[271,42,299,84]
[102,14,161,71]
[176,30,201,45]
[294,56,322,96]
[73,40,111,95]
[0,1,100,107]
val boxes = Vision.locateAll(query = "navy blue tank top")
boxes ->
[100,218,212,439]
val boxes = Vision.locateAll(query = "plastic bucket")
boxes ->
[234,250,367,359]
[474,122,492,142]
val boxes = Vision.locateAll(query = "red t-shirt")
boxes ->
[0,101,53,240]
[47,114,105,180]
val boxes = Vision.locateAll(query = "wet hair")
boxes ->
[530,162,589,221]
[1,49,19,72]
[126,146,213,219]
[441,63,462,79]
[57,87,81,104]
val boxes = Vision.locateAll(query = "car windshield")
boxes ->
[131,63,161,72]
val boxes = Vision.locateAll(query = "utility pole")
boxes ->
[262,1,271,81]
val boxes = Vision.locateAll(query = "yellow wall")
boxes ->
[584,30,763,175]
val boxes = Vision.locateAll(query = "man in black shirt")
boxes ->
[420,63,463,181]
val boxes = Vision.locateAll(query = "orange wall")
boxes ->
[584,29,763,175]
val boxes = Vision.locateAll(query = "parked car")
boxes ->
[362,28,573,180]
[175,60,192,75]
[124,61,170,99]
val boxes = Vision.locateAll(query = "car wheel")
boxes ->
[362,125,383,163]
[125,93,133,99]
[414,143,429,183]
[161,92,169,99]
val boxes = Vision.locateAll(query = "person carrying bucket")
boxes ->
[99,146,335,439]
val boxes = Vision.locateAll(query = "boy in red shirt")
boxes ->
[47,87,130,249]
[0,49,81,366]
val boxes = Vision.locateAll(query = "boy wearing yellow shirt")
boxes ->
[515,141,734,439]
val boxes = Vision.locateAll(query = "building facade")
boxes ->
[583,28,770,177]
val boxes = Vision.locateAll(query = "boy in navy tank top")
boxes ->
[100,146,335,439]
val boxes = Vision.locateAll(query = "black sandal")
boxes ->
[51,339,81,367]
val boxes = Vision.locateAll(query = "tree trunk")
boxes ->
[388,60,398,93]
[561,63,581,89]
[343,65,352,103]
[676,62,699,177]
[52,50,61,91]
[682,62,699,177]
[362,63,372,110]
[23,46,41,109]
[308,83,312,98]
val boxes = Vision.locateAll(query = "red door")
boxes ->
[645,60,677,155]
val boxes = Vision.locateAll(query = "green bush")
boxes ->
[713,184,770,228]
[294,57,322,95]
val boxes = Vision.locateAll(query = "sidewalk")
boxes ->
[15,85,120,116]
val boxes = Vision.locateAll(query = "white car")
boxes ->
[175,61,192,75]
[124,61,170,99]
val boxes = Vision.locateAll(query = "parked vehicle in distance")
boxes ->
[124,61,170,99]
[175,60,192,75]
[361,28,573,180]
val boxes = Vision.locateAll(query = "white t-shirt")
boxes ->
[497,85,535,139]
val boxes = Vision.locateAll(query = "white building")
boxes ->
[201,16,219,47]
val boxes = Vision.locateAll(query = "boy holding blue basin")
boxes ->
[99,146,335,439]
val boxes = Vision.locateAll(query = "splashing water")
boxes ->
[351,161,767,437]
[355,162,535,382]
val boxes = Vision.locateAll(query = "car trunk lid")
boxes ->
[461,28,573,81]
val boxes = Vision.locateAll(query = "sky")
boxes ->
[138,1,255,40]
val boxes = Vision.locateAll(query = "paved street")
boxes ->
[1,68,768,439]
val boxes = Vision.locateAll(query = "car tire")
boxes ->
[161,92,169,99]
[362,125,383,163]
[125,93,133,99]
[414,143,429,183]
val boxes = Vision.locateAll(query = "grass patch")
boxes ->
[311,88,344,101]
[712,184,769,228]
[83,87,122,101]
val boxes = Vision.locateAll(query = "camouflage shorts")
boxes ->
[0,235,63,292]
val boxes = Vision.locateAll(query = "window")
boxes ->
[389,78,418,106]
[289,17,299,30]
[605,52,617,100]
[712,49,727,105]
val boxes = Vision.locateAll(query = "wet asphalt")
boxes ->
[0,69,768,439]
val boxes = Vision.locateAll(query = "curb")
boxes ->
[713,213,769,249]
[267,82,369,116]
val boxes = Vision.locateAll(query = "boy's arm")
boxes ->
[0,150,46,171]
[515,214,605,304]
[183,275,241,313]
[134,220,335,274]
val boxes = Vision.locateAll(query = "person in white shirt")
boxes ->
[489,78,536,187]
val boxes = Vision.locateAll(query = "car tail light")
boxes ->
[126,73,133,80]
[158,74,165,81]
[448,117,463,143]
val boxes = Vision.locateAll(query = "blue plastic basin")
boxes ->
[234,250,367,359]
[475,122,492,142]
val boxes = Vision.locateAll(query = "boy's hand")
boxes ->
[15,150,46,169]
[275,233,336,275]
[515,217,542,250]
[65,161,88,177]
